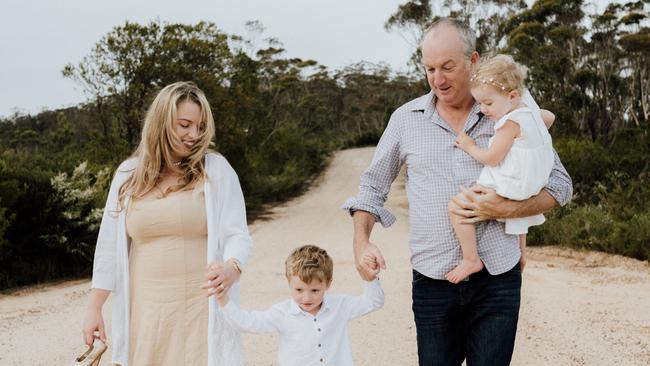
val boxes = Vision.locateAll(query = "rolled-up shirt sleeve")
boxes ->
[544,149,573,206]
[342,114,404,227]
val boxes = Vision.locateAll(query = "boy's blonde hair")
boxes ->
[470,54,527,95]
[285,245,333,284]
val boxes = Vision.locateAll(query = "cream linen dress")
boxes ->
[126,187,208,365]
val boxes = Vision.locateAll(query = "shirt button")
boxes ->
[318,343,322,347]
[313,318,317,322]
[320,359,323,362]
[317,328,321,332]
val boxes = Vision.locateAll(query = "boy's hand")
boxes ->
[454,131,475,152]
[362,253,381,278]
[216,291,230,307]
[354,239,386,281]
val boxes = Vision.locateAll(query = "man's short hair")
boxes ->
[285,245,334,283]
[422,17,476,58]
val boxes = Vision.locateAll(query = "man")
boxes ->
[343,18,572,366]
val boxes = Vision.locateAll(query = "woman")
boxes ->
[82,81,252,366]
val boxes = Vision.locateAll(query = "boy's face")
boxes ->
[288,275,331,316]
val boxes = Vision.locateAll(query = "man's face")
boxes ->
[421,27,477,107]
[288,275,331,316]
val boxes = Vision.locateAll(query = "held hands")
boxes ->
[450,185,514,223]
[362,253,381,277]
[354,242,386,281]
[201,259,241,305]
[215,291,229,307]
[454,131,476,152]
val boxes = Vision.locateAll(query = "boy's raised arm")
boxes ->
[221,301,283,334]
[341,279,385,320]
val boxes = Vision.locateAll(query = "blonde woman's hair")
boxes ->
[470,54,527,94]
[117,81,215,208]
[285,245,333,283]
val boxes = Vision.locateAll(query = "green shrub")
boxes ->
[530,171,650,261]
[529,204,614,250]
[554,137,611,204]
[609,211,650,260]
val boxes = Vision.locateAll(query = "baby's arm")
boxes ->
[522,88,554,129]
[455,120,520,166]
[340,279,385,320]
[220,300,282,334]
[540,109,555,129]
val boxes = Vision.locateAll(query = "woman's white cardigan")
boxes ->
[91,153,252,366]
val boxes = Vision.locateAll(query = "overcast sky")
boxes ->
[0,0,414,117]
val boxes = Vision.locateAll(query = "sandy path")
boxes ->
[1,147,649,366]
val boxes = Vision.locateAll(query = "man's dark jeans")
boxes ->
[412,264,522,366]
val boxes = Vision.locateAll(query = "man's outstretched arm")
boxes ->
[344,114,403,279]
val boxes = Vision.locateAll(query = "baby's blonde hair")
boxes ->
[285,245,333,284]
[470,54,527,95]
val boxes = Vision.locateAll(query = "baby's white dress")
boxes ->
[476,104,555,234]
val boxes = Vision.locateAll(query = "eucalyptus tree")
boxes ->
[63,21,233,148]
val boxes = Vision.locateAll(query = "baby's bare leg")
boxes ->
[445,196,484,284]
[519,234,527,272]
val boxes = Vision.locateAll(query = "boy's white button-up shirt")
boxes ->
[222,279,384,366]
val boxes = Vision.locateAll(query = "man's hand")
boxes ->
[354,241,386,281]
[450,185,515,223]
[454,131,476,152]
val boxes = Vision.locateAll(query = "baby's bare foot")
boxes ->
[445,259,484,284]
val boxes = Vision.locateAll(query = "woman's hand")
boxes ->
[82,289,109,346]
[82,306,106,346]
[202,260,242,297]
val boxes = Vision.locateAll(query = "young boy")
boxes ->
[214,244,384,366]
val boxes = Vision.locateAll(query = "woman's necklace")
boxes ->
[154,184,167,198]
[155,171,181,198]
